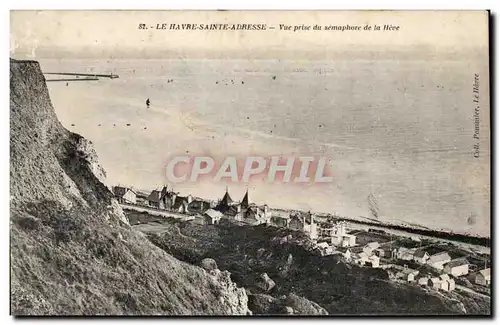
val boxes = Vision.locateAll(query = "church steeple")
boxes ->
[241,189,249,209]
[220,186,233,206]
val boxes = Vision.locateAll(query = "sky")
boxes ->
[11,10,489,59]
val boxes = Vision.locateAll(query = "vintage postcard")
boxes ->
[10,10,491,316]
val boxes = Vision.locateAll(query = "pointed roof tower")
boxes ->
[241,189,249,209]
[220,186,233,206]
[160,184,169,198]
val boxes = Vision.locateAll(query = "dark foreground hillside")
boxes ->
[130,212,491,315]
[10,59,249,315]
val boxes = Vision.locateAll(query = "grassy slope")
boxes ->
[10,59,248,315]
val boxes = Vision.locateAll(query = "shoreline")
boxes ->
[324,213,490,248]
[270,207,490,248]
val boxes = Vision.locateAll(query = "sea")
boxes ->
[40,58,490,237]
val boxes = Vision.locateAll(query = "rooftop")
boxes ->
[413,249,429,258]
[428,252,451,264]
[445,259,469,269]
[172,196,188,209]
[148,190,162,202]
[365,242,379,249]
[204,209,223,219]
[113,186,129,197]
[478,268,491,278]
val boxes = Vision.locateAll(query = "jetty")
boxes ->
[43,72,119,82]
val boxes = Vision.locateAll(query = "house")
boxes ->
[147,190,165,209]
[396,247,417,261]
[202,209,223,225]
[147,186,181,209]
[439,275,450,291]
[363,242,380,256]
[354,252,370,266]
[413,249,430,264]
[445,274,456,291]
[443,259,469,277]
[396,267,419,283]
[340,234,357,247]
[328,222,356,247]
[316,242,330,250]
[428,277,442,290]
[439,274,455,292]
[427,252,452,270]
[135,191,149,205]
[238,203,270,226]
[187,199,211,214]
[215,187,270,220]
[193,211,219,226]
[112,186,137,204]
[158,186,178,210]
[321,221,347,238]
[305,214,318,240]
[270,215,289,228]
[418,276,429,286]
[215,188,243,217]
[315,242,334,256]
[289,212,318,240]
[335,247,352,261]
[229,190,269,225]
[355,252,379,267]
[475,268,491,286]
[401,267,419,282]
[304,213,318,240]
[448,278,456,291]
[373,248,388,258]
[214,188,269,225]
[288,213,306,231]
[367,255,380,268]
[172,196,190,214]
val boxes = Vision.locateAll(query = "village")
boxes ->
[113,184,491,298]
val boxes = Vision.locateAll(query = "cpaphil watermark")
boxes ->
[165,156,334,184]
[472,73,480,158]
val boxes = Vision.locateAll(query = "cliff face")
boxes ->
[74,137,109,190]
[9,59,249,315]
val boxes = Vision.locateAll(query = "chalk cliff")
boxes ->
[10,59,249,315]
